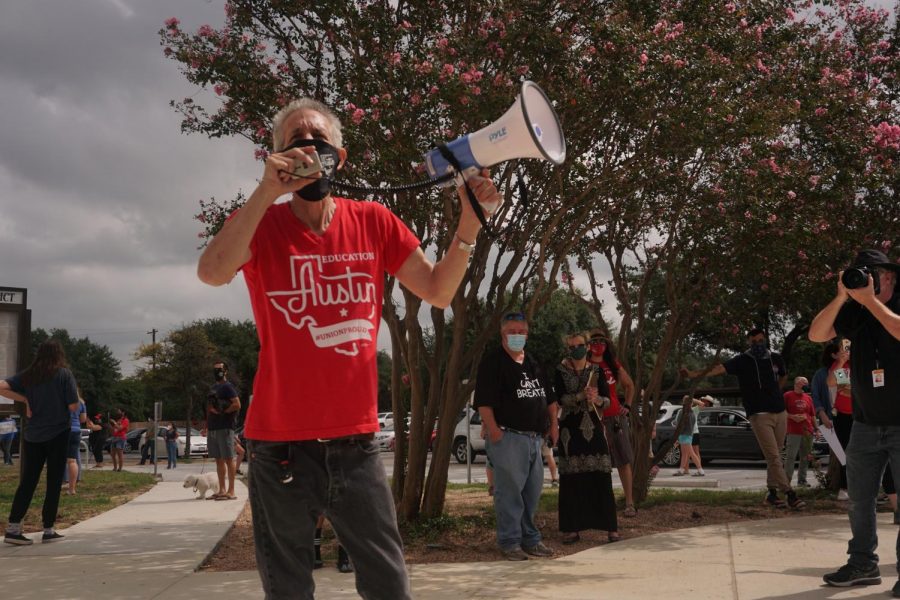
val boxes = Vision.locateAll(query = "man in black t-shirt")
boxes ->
[204,361,241,500]
[474,312,559,561]
[810,249,900,590]
[681,328,805,511]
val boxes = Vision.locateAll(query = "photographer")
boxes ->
[810,249,900,590]
[204,361,240,501]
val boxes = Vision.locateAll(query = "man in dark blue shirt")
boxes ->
[204,361,241,501]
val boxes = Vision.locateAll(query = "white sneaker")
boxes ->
[837,489,850,501]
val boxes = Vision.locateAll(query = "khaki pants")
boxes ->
[749,411,790,493]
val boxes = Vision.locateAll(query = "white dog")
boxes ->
[183,473,221,499]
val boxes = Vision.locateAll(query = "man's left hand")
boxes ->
[456,169,501,238]
[619,405,631,417]
[845,273,877,307]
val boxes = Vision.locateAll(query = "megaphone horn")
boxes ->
[424,80,566,183]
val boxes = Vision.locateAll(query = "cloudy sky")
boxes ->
[1,1,895,377]
[1,0,259,375]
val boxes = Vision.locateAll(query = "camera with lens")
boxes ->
[841,266,880,294]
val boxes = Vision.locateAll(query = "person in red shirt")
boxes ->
[197,97,501,600]
[783,376,815,487]
[587,328,638,517]
[108,409,129,473]
[828,342,853,501]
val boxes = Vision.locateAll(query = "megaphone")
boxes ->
[424,80,566,183]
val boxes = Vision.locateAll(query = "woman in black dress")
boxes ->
[554,332,619,544]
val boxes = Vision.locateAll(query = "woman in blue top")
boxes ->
[0,340,79,545]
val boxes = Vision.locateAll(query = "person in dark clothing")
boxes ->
[681,328,806,510]
[88,413,108,468]
[0,339,79,545]
[810,249,900,591]
[554,332,619,544]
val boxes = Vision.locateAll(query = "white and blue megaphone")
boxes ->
[424,80,566,184]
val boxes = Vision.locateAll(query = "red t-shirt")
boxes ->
[113,417,129,440]
[240,199,420,441]
[593,359,624,417]
[783,391,814,435]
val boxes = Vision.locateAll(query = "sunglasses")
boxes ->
[567,343,586,350]
[502,312,527,322]
[589,338,607,345]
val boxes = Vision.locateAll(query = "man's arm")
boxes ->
[547,402,559,446]
[847,276,900,341]
[197,147,322,286]
[225,397,241,414]
[680,364,727,379]
[809,275,850,342]
[478,406,503,443]
[395,171,500,309]
[0,381,26,404]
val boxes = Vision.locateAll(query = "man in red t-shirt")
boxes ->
[783,376,814,487]
[197,98,501,600]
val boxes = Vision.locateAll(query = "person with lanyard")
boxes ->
[586,328,638,517]
[682,328,806,510]
[810,248,900,590]
[553,331,619,545]
[475,312,559,561]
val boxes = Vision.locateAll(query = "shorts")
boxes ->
[208,428,236,459]
[678,434,694,445]
[111,437,126,450]
[603,416,634,468]
[541,438,553,458]
[691,433,701,446]
[66,430,82,459]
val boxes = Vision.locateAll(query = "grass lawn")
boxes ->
[0,466,156,533]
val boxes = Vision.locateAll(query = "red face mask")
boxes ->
[590,342,606,356]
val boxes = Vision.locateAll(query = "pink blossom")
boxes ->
[410,94,422,106]
[429,85,439,95]
[787,191,796,200]
[717,202,726,215]
[389,52,402,65]
[814,107,828,117]
[639,52,649,65]
[351,108,365,125]
[437,38,449,49]
[442,63,455,76]
[768,214,778,223]
[797,250,808,260]
[756,59,770,75]
[761,283,769,291]
[726,114,735,123]
[809,175,820,187]
[254,148,268,161]
[516,65,530,75]
[400,20,412,29]
[213,84,227,96]
[725,3,736,13]
[255,126,267,139]
[197,24,214,37]
[164,17,180,27]
[871,121,900,150]
[744,210,753,219]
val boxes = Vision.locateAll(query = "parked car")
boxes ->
[103,427,147,454]
[452,408,484,463]
[139,427,208,458]
[653,406,828,467]
[388,424,437,452]
[374,425,395,451]
[377,412,394,429]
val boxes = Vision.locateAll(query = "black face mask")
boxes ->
[284,138,341,202]
[213,369,226,381]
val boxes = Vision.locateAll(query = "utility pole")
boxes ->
[147,328,158,370]
[146,328,159,475]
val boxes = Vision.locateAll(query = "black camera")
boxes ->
[842,266,880,294]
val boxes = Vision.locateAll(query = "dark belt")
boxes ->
[315,432,375,444]
[500,426,542,438]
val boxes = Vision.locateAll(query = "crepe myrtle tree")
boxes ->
[162,0,615,519]
[163,0,899,513]
[554,0,899,501]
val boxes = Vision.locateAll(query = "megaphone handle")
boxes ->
[434,143,493,238]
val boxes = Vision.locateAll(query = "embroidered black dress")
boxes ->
[554,361,618,534]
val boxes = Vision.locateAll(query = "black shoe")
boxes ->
[786,490,806,510]
[764,489,787,509]
[337,546,353,573]
[42,532,65,543]
[893,579,900,598]
[4,533,33,546]
[823,564,881,587]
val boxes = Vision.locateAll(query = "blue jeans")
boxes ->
[248,437,411,600]
[485,430,544,551]
[846,421,900,569]
[166,441,178,468]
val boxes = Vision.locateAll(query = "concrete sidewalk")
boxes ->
[5,475,899,599]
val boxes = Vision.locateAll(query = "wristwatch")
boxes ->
[454,233,475,253]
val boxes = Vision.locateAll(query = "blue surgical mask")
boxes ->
[506,334,527,352]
